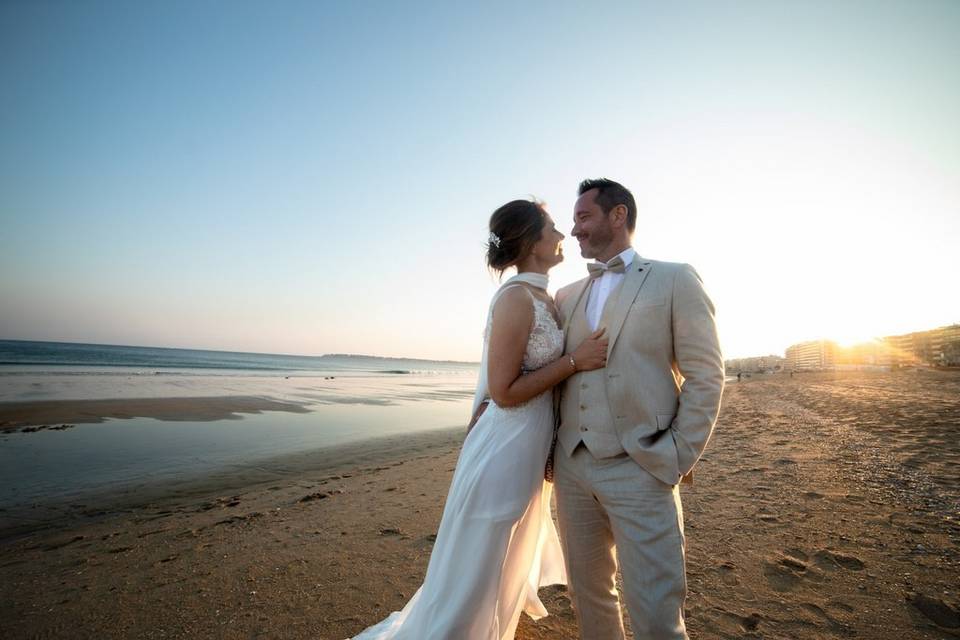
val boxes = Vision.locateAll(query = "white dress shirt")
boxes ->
[586,247,636,331]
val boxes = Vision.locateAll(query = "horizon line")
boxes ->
[0,338,480,366]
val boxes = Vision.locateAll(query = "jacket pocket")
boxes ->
[634,296,665,308]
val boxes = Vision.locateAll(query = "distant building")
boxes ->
[835,340,895,369]
[930,324,960,366]
[881,333,920,366]
[785,340,837,371]
[879,324,960,367]
[725,355,785,373]
[738,323,960,374]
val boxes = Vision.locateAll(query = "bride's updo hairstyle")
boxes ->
[486,199,546,277]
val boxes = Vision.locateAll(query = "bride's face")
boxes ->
[529,213,565,269]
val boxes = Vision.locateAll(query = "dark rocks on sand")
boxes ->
[298,492,330,503]
[18,423,75,433]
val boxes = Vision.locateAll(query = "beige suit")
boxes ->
[554,256,723,640]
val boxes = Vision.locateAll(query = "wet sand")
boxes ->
[0,396,311,431]
[1,369,958,639]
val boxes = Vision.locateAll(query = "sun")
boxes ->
[832,330,884,349]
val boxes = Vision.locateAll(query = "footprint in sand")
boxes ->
[813,549,865,571]
[763,550,816,592]
[714,609,763,634]
[717,561,740,586]
[801,602,855,636]
[908,593,960,629]
[107,546,134,554]
[739,612,763,632]
[779,555,808,572]
[786,548,809,562]
[763,560,803,592]
[213,512,264,527]
[826,599,855,614]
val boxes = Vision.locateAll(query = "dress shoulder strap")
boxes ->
[500,282,532,293]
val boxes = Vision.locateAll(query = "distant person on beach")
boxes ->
[350,199,608,639]
[552,178,724,639]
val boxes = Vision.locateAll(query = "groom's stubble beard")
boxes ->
[578,215,615,260]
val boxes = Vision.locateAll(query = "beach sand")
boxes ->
[1,369,958,639]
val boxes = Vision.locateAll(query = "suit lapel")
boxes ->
[606,258,652,356]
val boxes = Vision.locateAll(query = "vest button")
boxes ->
[580,426,588,432]
[581,383,588,389]
[579,404,587,410]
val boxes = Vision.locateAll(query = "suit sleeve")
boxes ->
[554,286,568,309]
[555,282,576,310]
[670,263,724,477]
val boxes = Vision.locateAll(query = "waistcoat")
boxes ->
[558,280,626,458]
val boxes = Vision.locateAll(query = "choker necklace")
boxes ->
[506,272,549,290]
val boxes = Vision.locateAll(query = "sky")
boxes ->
[1,0,957,361]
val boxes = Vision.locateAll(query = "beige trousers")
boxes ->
[554,445,688,640]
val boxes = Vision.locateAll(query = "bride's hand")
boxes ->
[571,328,608,371]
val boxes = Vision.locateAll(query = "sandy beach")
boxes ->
[2,369,959,639]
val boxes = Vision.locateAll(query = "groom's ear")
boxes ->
[610,204,628,229]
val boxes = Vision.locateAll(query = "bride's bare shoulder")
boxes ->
[491,286,535,322]
[493,284,533,306]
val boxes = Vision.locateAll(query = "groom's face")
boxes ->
[572,189,615,259]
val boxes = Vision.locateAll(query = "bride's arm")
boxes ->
[487,288,607,408]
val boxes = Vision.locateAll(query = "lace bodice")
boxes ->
[522,297,564,371]
[484,289,564,373]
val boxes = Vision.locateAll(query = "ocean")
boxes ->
[0,339,478,377]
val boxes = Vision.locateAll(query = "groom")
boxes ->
[554,178,724,639]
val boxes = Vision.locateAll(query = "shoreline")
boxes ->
[0,426,466,543]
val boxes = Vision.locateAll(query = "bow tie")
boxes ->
[587,256,626,279]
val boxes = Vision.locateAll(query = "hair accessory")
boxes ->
[488,231,501,248]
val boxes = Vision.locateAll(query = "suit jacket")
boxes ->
[556,256,724,485]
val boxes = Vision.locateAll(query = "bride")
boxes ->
[350,198,608,640]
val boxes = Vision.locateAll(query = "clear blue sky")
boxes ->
[2,1,958,360]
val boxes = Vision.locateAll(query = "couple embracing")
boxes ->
[352,178,724,640]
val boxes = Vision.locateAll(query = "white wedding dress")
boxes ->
[351,276,567,640]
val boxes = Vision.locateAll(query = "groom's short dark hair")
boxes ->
[578,178,637,232]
